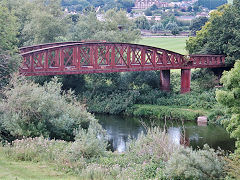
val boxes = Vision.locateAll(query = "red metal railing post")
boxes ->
[111,46,115,67]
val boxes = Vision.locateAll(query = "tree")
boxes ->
[186,1,240,65]
[150,4,158,11]
[189,16,208,35]
[0,76,97,141]
[165,21,178,31]
[171,27,180,35]
[197,0,228,10]
[135,16,150,30]
[71,9,140,43]
[150,22,164,33]
[216,60,240,155]
[0,3,18,51]
[21,0,70,45]
[0,50,20,91]
[145,8,152,16]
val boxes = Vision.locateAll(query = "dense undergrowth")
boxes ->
[0,73,238,179]
[77,69,221,123]
[1,127,227,180]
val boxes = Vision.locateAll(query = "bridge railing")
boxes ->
[189,55,225,68]
[19,42,225,76]
[20,42,186,76]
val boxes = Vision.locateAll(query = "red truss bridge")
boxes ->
[20,41,225,93]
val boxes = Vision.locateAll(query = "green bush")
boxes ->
[0,75,96,141]
[165,145,226,179]
[126,104,201,121]
[3,136,68,162]
[225,154,240,180]
[127,127,178,162]
[81,90,140,114]
[0,50,20,91]
[68,121,107,159]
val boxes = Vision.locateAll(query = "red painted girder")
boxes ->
[19,42,225,76]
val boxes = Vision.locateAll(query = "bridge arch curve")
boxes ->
[19,41,225,93]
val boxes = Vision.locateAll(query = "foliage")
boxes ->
[127,127,179,162]
[62,0,135,12]
[22,0,69,45]
[197,0,228,10]
[0,76,96,141]
[144,8,152,16]
[83,90,140,114]
[150,22,164,33]
[71,10,140,43]
[68,122,107,159]
[216,60,240,155]
[3,136,68,162]
[225,154,240,179]
[186,1,240,65]
[126,104,201,121]
[134,16,150,30]
[1,126,228,179]
[6,0,69,46]
[189,16,208,35]
[0,50,21,91]
[165,145,226,179]
[165,21,178,31]
[0,3,18,51]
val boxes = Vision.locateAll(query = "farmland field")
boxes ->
[138,37,188,55]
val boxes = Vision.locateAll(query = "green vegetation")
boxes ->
[0,127,226,180]
[0,76,98,142]
[139,37,188,54]
[61,0,134,12]
[196,0,228,10]
[0,0,239,179]
[186,0,240,65]
[126,104,206,121]
[216,61,240,156]
[0,151,79,180]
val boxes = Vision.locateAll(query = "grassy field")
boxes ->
[0,151,78,180]
[138,37,188,55]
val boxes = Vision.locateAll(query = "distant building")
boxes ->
[134,0,168,10]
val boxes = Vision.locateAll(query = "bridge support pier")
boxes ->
[160,70,170,92]
[181,69,191,94]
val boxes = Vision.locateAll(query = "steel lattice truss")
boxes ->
[20,42,225,76]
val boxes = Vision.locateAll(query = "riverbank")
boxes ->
[0,128,228,180]
[125,104,209,122]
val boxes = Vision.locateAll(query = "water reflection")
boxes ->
[96,114,235,152]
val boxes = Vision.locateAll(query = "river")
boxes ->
[96,114,235,153]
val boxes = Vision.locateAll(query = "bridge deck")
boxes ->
[19,42,225,76]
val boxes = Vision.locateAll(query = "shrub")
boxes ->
[164,145,226,179]
[81,90,140,114]
[0,50,20,91]
[225,154,240,179]
[3,136,68,162]
[0,75,96,141]
[127,127,179,162]
[126,104,201,121]
[67,121,107,159]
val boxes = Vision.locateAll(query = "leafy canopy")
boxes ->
[0,2,18,51]
[186,0,240,65]
[216,60,240,155]
[0,76,97,141]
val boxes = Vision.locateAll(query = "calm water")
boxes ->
[96,114,236,153]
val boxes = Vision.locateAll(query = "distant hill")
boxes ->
[61,0,134,12]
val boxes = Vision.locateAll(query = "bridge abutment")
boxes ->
[181,69,191,94]
[160,70,170,92]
